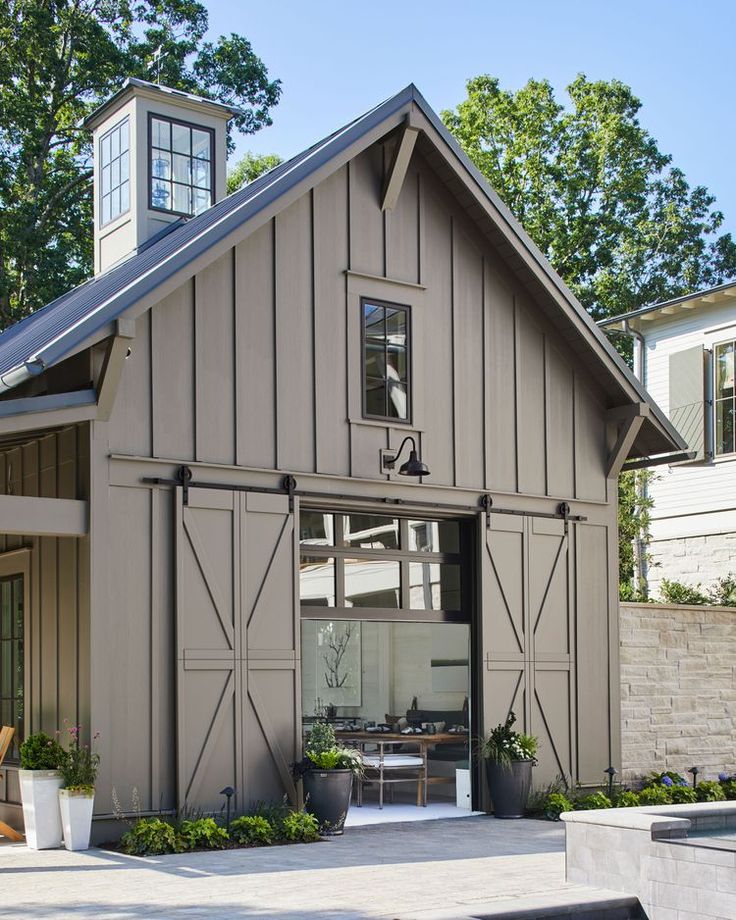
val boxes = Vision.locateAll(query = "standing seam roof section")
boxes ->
[0,85,414,385]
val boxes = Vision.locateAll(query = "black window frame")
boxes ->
[714,337,736,457]
[361,296,412,424]
[0,572,25,761]
[99,116,130,228]
[148,112,215,218]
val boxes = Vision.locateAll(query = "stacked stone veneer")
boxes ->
[620,602,736,783]
[647,532,736,600]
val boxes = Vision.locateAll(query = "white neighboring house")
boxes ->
[600,280,736,598]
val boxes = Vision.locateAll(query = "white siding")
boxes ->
[642,297,736,542]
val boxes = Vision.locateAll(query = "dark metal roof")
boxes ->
[0,83,687,458]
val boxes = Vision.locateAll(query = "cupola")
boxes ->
[84,78,238,274]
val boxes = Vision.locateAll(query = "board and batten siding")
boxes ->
[106,145,610,505]
[0,425,90,814]
[89,136,620,814]
[641,299,736,539]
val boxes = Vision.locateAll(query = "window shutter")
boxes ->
[668,345,707,462]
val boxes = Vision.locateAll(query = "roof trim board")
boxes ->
[0,83,686,458]
[599,280,736,330]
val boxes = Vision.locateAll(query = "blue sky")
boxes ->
[207,0,736,237]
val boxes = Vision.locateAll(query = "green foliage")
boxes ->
[669,785,698,804]
[229,815,273,846]
[642,771,688,788]
[482,711,538,766]
[708,573,736,607]
[695,780,726,803]
[618,470,655,602]
[574,792,613,811]
[19,732,64,771]
[278,809,320,843]
[57,723,100,793]
[614,790,640,808]
[120,817,183,856]
[0,0,281,324]
[526,776,569,816]
[638,784,672,806]
[227,152,282,194]
[442,75,736,326]
[300,721,363,776]
[179,816,229,850]
[719,779,736,801]
[659,579,711,606]
[544,792,573,820]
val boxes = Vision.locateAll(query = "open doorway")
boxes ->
[299,510,478,824]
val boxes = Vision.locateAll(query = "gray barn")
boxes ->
[0,81,686,836]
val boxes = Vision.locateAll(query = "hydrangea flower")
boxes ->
[662,776,673,787]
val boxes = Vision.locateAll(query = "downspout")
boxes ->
[620,320,649,598]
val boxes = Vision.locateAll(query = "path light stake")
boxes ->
[688,767,699,788]
[220,786,235,831]
[604,766,618,799]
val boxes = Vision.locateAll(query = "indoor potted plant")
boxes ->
[482,711,538,819]
[293,722,362,836]
[18,731,65,849]
[57,722,100,851]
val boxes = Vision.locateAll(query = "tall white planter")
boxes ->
[58,789,94,851]
[19,770,64,849]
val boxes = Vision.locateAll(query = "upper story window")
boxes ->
[100,117,130,227]
[362,298,410,422]
[149,115,213,217]
[715,340,735,455]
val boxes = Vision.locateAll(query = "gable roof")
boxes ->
[599,280,736,333]
[0,84,687,462]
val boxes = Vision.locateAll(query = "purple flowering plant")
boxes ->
[57,720,101,794]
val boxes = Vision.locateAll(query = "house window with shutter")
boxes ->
[715,340,735,456]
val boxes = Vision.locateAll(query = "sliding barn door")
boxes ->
[480,514,576,787]
[176,488,299,813]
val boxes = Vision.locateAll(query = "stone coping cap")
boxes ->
[561,801,736,833]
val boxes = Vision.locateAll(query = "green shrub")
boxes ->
[120,817,183,856]
[544,792,573,820]
[573,792,612,811]
[659,579,710,605]
[615,790,640,807]
[641,771,688,789]
[526,777,569,816]
[638,785,671,806]
[278,809,320,842]
[709,573,736,607]
[695,781,726,803]
[669,785,697,804]
[720,779,736,801]
[19,732,64,771]
[230,815,273,846]
[179,817,229,850]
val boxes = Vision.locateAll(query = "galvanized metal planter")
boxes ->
[485,759,534,819]
[302,769,353,836]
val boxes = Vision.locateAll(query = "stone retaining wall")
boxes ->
[620,602,736,783]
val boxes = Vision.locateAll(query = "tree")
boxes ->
[442,75,736,323]
[0,0,281,327]
[444,75,736,600]
[227,151,283,195]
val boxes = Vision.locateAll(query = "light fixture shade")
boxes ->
[399,449,430,477]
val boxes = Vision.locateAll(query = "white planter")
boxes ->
[58,789,94,851]
[19,770,64,849]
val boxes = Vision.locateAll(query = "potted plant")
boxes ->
[57,722,100,851]
[482,711,538,819]
[293,722,362,836]
[18,731,65,849]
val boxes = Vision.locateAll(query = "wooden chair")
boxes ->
[356,739,428,809]
[0,726,24,842]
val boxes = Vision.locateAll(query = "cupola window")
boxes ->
[149,115,213,217]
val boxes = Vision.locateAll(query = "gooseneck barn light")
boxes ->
[384,436,430,478]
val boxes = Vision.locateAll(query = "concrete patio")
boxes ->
[0,816,640,919]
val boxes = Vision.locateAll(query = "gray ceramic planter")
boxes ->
[302,769,353,835]
[485,759,534,818]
